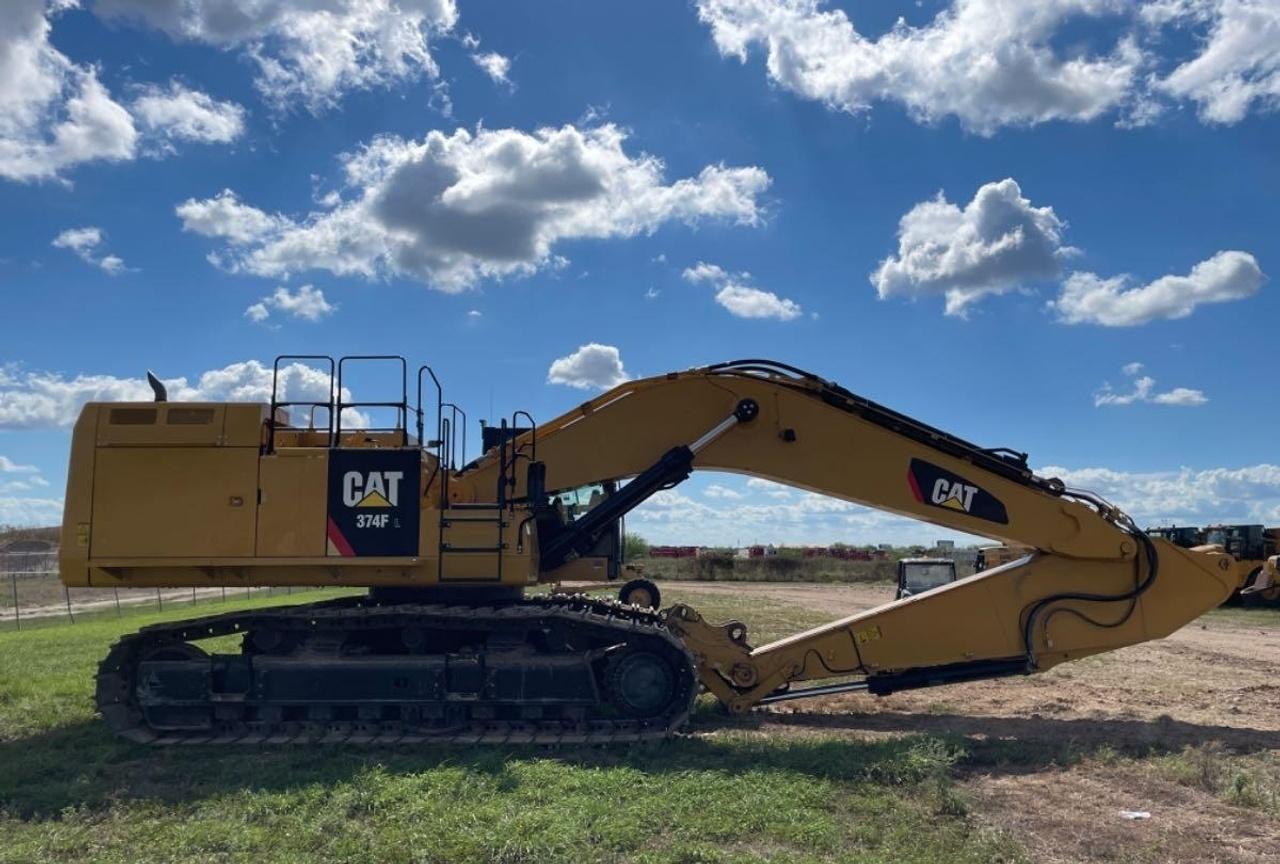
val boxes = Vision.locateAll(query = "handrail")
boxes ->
[416,364,443,505]
[336,355,408,445]
[442,403,467,468]
[511,410,536,465]
[268,355,335,452]
[509,410,536,508]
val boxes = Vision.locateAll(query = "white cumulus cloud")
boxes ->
[176,189,288,245]
[698,0,1280,130]
[0,495,64,526]
[1093,363,1208,407]
[628,459,1280,547]
[0,360,366,429]
[131,82,246,150]
[245,285,335,323]
[630,483,980,547]
[547,344,629,390]
[0,456,39,475]
[178,124,770,291]
[746,477,793,498]
[0,0,137,183]
[1041,462,1280,525]
[1148,0,1280,124]
[51,226,127,274]
[872,178,1070,317]
[470,51,511,86]
[1052,250,1264,326]
[696,0,1143,134]
[0,3,250,183]
[97,0,460,113]
[683,261,801,320]
[0,455,49,497]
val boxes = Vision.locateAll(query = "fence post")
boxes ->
[64,585,74,623]
[157,588,162,612]
[114,587,121,617]
[10,572,18,631]
[221,587,227,604]
[192,587,197,605]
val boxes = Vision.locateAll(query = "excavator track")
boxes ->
[95,594,696,745]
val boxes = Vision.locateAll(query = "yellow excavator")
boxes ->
[61,357,1248,743]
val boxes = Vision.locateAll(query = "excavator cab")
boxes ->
[1203,524,1267,561]
[1147,526,1202,549]
[548,480,623,578]
[895,557,957,599]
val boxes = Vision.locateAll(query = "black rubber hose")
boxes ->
[1020,521,1159,669]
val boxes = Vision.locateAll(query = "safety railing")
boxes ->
[336,355,409,445]
[268,355,336,451]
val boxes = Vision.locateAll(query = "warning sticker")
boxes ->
[326,449,420,557]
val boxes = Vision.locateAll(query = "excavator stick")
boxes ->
[666,540,1240,712]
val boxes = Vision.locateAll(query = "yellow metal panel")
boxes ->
[59,405,99,585]
[439,509,503,581]
[256,450,327,558]
[257,450,328,557]
[90,447,259,558]
[96,403,228,446]
[223,404,269,446]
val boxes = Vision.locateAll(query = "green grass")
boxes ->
[1156,743,1280,817]
[1200,604,1280,628]
[636,557,901,585]
[0,587,1023,864]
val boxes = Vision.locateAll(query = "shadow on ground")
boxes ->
[744,708,1280,771]
[0,717,956,819]
[5,704,1279,820]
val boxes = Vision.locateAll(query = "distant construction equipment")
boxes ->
[1147,524,1279,605]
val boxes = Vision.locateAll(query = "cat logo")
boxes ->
[327,451,419,557]
[931,478,978,513]
[907,458,1009,525]
[342,470,403,509]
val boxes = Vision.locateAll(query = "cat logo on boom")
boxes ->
[342,471,403,509]
[931,478,978,513]
[907,458,1009,525]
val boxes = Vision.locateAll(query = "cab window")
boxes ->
[554,483,607,523]
[904,563,954,593]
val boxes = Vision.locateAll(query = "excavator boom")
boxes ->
[453,359,1241,711]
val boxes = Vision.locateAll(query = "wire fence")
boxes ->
[0,550,298,632]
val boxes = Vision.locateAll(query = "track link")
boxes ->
[95,594,696,745]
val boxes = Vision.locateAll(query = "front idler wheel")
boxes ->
[606,650,678,718]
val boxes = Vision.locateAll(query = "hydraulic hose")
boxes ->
[1019,498,1159,669]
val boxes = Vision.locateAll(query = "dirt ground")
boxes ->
[674,582,1280,864]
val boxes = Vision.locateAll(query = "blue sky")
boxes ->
[2,0,1278,546]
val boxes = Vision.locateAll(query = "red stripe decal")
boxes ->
[327,517,356,557]
[907,466,924,503]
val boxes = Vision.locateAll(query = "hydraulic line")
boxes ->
[1019,500,1159,669]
